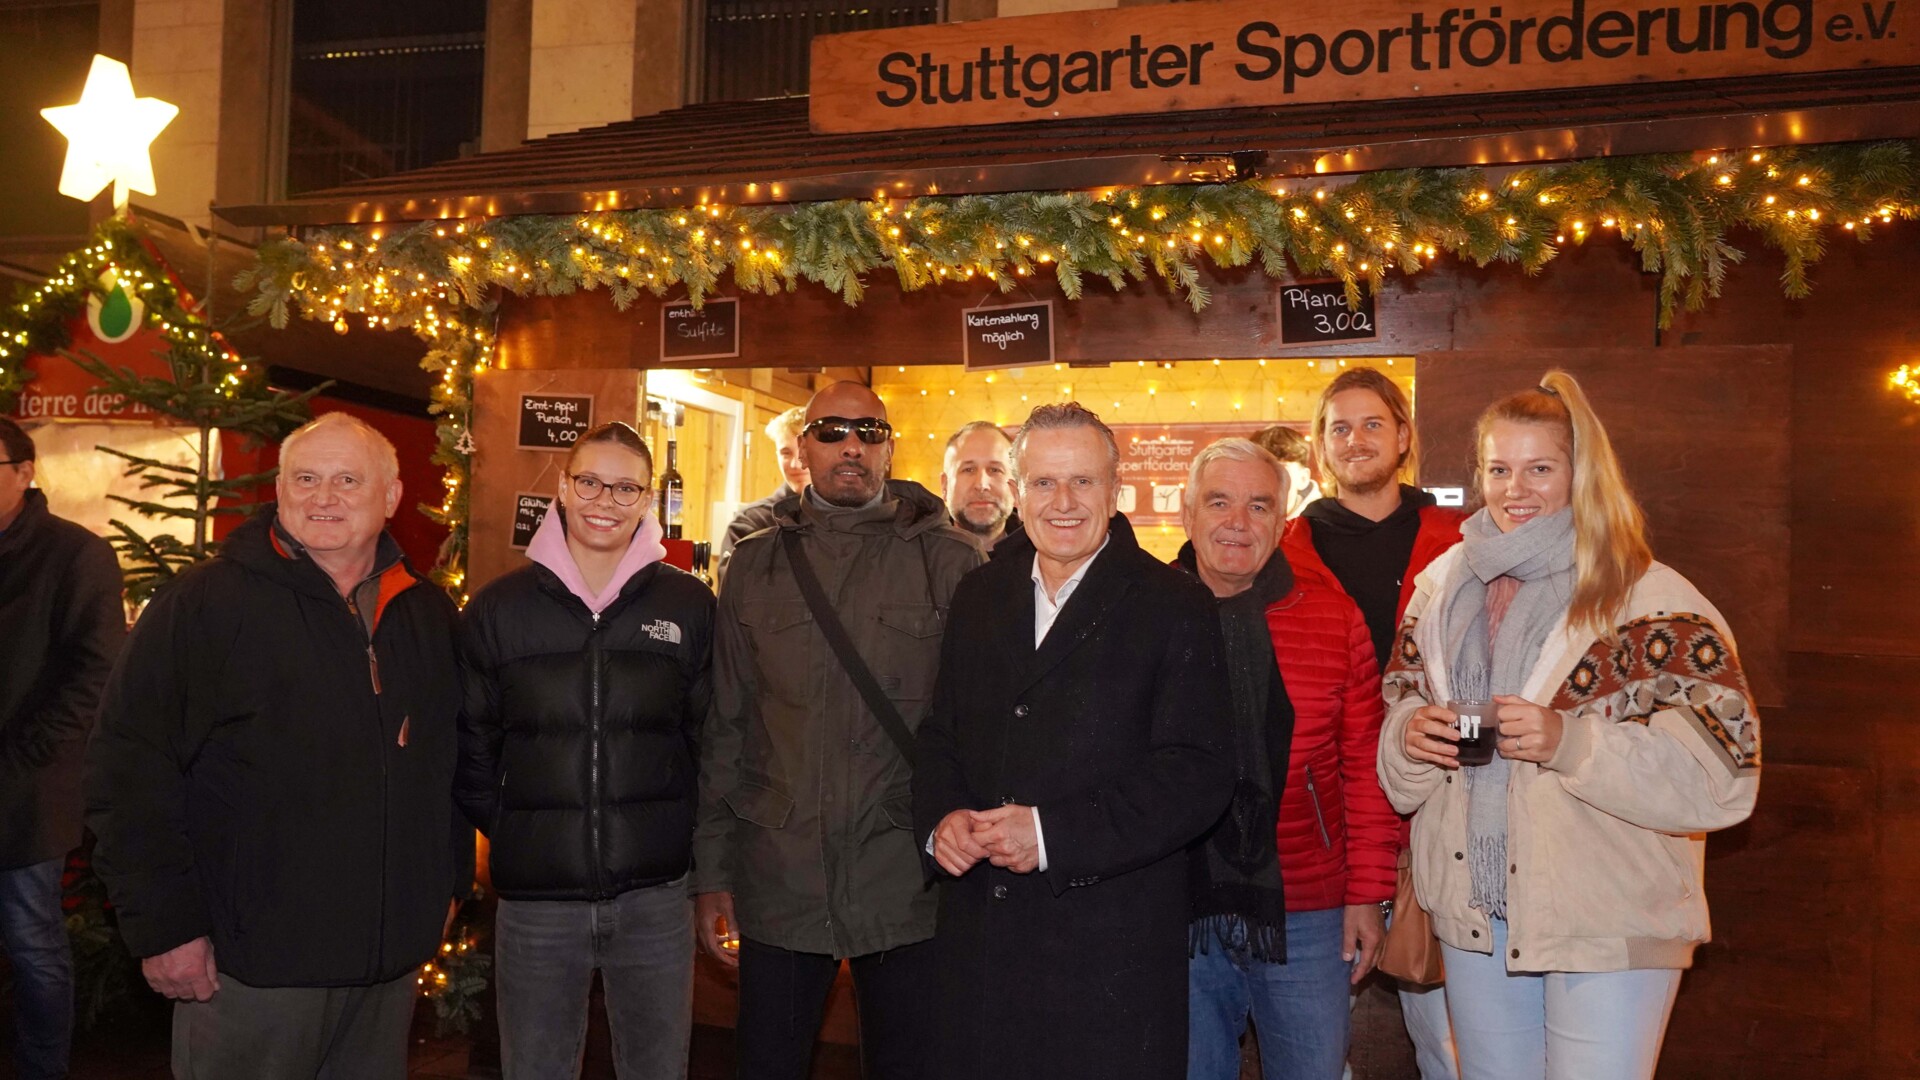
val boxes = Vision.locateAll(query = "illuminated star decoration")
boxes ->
[41,54,178,209]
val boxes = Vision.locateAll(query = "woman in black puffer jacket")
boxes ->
[457,421,713,1080]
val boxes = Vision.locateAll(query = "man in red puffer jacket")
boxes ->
[1241,506,1400,1078]
[1286,366,1465,1080]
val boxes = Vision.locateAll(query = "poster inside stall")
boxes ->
[1107,421,1307,526]
[9,316,216,557]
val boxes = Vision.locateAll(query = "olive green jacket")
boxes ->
[693,480,984,958]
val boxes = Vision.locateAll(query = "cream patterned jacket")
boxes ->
[1378,547,1761,973]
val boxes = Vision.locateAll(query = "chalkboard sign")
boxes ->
[510,492,555,550]
[962,300,1054,370]
[661,297,740,361]
[517,393,593,451]
[1276,281,1379,346]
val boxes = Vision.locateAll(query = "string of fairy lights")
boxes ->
[1895,365,1920,405]
[0,139,1902,589]
[0,219,259,408]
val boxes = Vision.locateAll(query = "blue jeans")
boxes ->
[1440,919,1681,1080]
[1385,904,1459,1080]
[1188,907,1350,1080]
[1398,980,1460,1080]
[0,858,73,1080]
[495,876,694,1080]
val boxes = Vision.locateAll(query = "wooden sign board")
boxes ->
[510,491,554,550]
[661,297,740,362]
[517,393,593,451]
[810,0,1920,133]
[1277,281,1379,346]
[961,300,1055,369]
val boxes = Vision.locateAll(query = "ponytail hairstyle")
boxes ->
[1473,370,1652,639]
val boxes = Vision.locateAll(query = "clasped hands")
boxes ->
[1404,693,1564,767]
[931,805,1038,877]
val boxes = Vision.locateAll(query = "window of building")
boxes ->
[699,0,942,103]
[0,1,98,263]
[286,0,486,196]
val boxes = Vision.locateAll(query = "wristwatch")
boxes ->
[1378,900,1395,919]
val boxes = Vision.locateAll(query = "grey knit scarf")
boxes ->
[1436,507,1575,920]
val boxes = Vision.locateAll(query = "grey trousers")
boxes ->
[170,968,418,1080]
[495,876,694,1080]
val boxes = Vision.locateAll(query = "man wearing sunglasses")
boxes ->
[695,381,983,1080]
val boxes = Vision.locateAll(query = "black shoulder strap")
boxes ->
[781,528,919,769]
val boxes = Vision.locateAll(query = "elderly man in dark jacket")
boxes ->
[913,402,1235,1080]
[694,381,982,1080]
[86,413,472,1080]
[0,417,124,1080]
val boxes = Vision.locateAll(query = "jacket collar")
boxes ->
[229,505,423,621]
[773,479,955,540]
[1282,501,1465,624]
[0,489,50,555]
[991,513,1152,696]
[1172,538,1295,612]
[1298,483,1433,535]
[523,501,667,617]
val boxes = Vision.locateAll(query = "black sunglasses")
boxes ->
[803,416,893,445]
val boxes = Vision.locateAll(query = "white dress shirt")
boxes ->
[1019,536,1110,872]
[1031,536,1109,647]
[925,538,1112,876]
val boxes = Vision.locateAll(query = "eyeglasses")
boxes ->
[0,459,24,467]
[568,473,648,505]
[803,416,893,445]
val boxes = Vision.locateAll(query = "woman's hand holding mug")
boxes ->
[1493,694,1564,763]
[1405,704,1463,768]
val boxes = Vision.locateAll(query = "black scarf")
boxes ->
[1175,542,1296,962]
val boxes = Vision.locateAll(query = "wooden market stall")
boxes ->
[218,5,1920,1072]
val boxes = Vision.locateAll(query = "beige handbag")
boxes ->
[1379,847,1445,986]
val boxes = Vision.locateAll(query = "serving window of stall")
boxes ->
[877,356,1416,560]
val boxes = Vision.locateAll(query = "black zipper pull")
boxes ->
[367,643,382,695]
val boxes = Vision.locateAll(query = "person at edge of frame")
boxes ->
[0,416,126,1080]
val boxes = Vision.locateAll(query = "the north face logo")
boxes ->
[643,619,683,644]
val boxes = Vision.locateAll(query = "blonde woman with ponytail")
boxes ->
[1377,372,1761,1080]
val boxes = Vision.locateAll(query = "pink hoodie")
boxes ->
[524,500,667,616]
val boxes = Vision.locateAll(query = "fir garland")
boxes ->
[0,216,319,599]
[0,218,262,412]
[235,139,1920,587]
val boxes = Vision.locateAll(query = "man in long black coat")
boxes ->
[914,403,1234,1079]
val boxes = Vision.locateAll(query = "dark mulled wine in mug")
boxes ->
[1448,699,1498,767]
